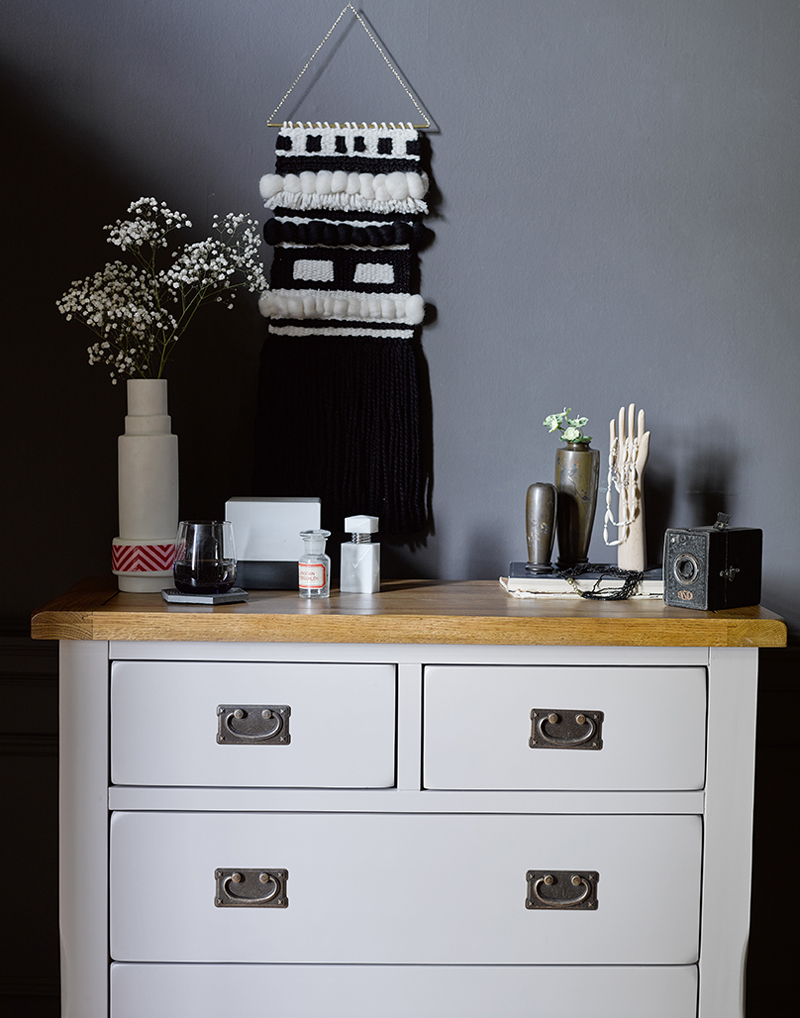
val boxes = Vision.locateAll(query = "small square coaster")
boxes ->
[161,587,250,605]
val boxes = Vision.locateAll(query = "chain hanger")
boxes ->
[267,4,430,129]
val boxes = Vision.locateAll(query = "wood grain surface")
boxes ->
[31,577,787,647]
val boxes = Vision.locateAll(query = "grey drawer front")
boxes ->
[111,661,396,788]
[110,811,702,965]
[112,962,699,1018]
[424,665,707,790]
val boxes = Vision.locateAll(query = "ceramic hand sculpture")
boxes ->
[604,404,650,571]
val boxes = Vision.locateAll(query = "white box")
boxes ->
[225,497,321,588]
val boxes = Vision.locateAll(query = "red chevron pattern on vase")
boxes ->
[112,543,175,574]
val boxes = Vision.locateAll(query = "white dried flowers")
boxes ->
[56,198,268,382]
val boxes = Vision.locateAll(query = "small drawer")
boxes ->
[112,961,699,1018]
[423,665,706,790]
[111,661,395,788]
[110,811,701,965]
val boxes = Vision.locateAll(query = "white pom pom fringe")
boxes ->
[260,171,429,214]
[258,288,425,326]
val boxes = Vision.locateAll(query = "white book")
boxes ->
[502,563,663,598]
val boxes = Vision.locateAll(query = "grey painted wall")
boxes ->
[2,5,800,1009]
[2,0,799,636]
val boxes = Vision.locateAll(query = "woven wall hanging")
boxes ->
[253,5,433,537]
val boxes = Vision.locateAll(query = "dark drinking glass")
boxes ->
[173,521,237,594]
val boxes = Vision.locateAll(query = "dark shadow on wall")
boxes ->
[1,62,267,1013]
[1,65,129,625]
[685,435,738,528]
[642,462,675,568]
[0,63,267,627]
[746,647,800,1015]
[0,65,127,1007]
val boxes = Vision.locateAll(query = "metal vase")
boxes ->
[525,482,557,573]
[554,443,600,567]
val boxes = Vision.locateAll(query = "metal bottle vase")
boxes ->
[554,442,600,567]
[525,482,557,572]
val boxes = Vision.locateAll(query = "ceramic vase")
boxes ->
[554,442,599,567]
[112,379,179,592]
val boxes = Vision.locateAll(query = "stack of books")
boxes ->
[501,564,664,598]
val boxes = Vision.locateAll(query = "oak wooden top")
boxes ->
[30,577,787,648]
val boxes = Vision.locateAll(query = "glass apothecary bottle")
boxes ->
[298,529,331,598]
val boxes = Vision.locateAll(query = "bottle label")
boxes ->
[299,563,326,589]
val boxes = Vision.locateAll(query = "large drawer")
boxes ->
[424,665,706,790]
[111,661,396,788]
[110,811,702,965]
[111,962,699,1018]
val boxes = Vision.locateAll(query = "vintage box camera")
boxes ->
[663,516,762,610]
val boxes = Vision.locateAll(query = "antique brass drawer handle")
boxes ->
[529,709,604,749]
[526,870,599,910]
[215,868,288,907]
[216,704,291,744]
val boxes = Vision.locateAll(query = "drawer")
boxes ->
[111,661,396,788]
[424,665,706,790]
[112,962,699,1018]
[110,811,702,965]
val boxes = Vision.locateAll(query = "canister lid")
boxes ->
[344,515,378,533]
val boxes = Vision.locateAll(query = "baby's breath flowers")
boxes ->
[543,409,592,444]
[57,198,268,382]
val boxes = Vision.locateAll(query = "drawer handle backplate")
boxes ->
[529,709,603,749]
[215,868,288,907]
[526,870,599,910]
[217,704,291,745]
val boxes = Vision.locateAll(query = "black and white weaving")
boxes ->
[254,123,431,535]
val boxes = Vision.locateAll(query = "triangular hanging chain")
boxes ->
[267,3,430,128]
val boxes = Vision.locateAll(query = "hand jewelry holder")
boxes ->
[603,404,650,571]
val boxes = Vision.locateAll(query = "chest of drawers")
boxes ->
[33,579,786,1017]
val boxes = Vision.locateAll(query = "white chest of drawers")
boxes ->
[34,579,786,1018]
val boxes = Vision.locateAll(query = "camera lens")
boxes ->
[674,553,699,585]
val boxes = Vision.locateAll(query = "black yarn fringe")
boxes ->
[253,335,429,537]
